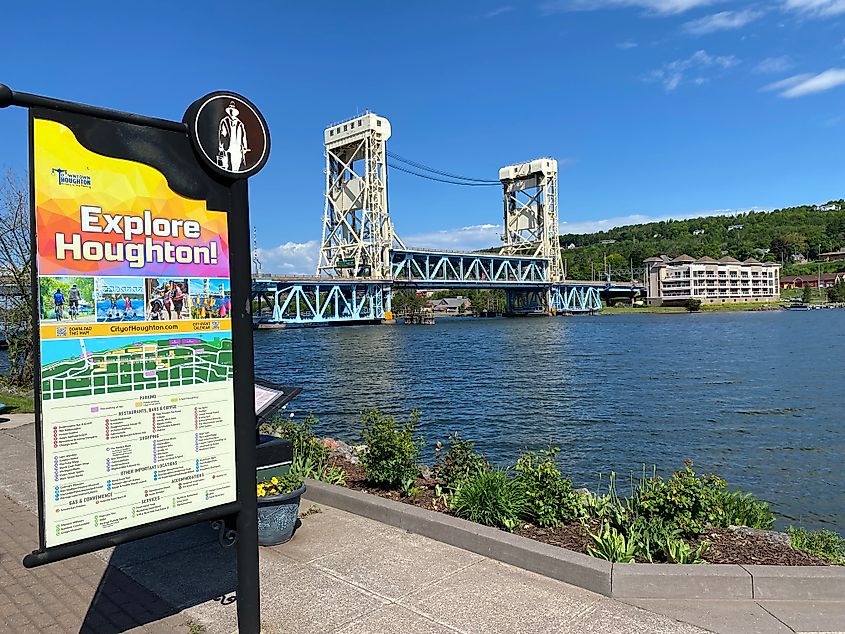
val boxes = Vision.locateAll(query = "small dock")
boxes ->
[403,309,435,325]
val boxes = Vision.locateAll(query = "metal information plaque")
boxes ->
[33,112,239,547]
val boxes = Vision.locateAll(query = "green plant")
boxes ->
[629,461,726,537]
[286,445,346,486]
[400,473,420,498]
[257,471,303,498]
[626,515,680,562]
[450,468,527,532]
[664,538,708,564]
[586,472,629,530]
[713,490,774,530]
[432,484,451,511]
[360,409,424,488]
[787,527,845,564]
[267,414,330,466]
[685,298,702,312]
[587,523,638,563]
[186,620,207,634]
[514,447,584,527]
[433,433,488,489]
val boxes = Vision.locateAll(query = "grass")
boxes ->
[600,306,686,314]
[0,389,35,414]
[600,302,781,314]
[700,301,782,312]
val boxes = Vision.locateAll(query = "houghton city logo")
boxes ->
[52,168,91,188]
[184,92,270,179]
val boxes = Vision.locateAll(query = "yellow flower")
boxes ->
[271,477,279,484]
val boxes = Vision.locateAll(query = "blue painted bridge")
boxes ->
[251,248,645,326]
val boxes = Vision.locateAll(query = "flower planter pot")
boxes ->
[257,484,306,546]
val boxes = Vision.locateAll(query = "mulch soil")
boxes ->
[330,458,834,566]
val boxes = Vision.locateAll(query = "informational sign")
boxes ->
[33,114,237,547]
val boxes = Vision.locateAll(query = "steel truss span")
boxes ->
[391,249,548,288]
[252,111,644,325]
[253,279,390,325]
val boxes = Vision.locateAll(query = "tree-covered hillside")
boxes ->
[555,201,845,281]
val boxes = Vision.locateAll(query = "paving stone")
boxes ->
[399,558,706,633]
[758,600,845,633]
[623,599,793,634]
[308,507,483,600]
[272,500,400,564]
[0,492,187,633]
[333,604,461,633]
[259,557,389,634]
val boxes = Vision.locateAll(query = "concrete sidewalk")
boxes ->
[1,416,843,633]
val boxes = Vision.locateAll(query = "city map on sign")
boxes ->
[40,333,233,401]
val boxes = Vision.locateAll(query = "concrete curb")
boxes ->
[304,480,845,601]
[304,479,612,595]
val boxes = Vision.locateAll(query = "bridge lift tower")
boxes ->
[499,158,563,282]
[317,113,404,279]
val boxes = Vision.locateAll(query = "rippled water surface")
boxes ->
[254,310,845,531]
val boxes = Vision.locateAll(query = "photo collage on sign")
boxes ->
[39,276,231,323]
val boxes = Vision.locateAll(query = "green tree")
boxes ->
[802,285,813,304]
[828,280,845,303]
[0,171,34,388]
[392,290,424,315]
[771,232,808,263]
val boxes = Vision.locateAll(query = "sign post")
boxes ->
[0,84,268,634]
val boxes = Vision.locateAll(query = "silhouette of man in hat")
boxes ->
[218,101,249,172]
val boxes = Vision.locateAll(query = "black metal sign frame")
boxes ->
[0,84,263,634]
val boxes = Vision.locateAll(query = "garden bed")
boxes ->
[262,411,843,568]
[331,457,833,566]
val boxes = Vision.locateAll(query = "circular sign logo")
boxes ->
[184,92,270,179]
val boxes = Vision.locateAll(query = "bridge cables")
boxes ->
[387,152,501,187]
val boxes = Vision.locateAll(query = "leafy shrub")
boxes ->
[268,414,329,465]
[629,461,726,537]
[360,409,424,488]
[433,433,488,489]
[712,490,774,530]
[685,299,702,312]
[450,468,527,531]
[514,447,584,527]
[587,524,638,563]
[787,527,845,564]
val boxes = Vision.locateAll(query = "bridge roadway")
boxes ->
[251,247,645,325]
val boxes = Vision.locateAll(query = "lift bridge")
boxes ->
[252,113,644,325]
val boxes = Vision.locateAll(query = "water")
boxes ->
[254,310,845,532]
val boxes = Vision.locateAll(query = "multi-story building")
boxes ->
[644,255,781,306]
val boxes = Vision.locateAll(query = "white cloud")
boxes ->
[682,9,764,34]
[256,240,319,275]
[403,224,504,252]
[761,73,813,92]
[645,49,739,91]
[483,5,513,18]
[782,0,845,16]
[755,56,794,74]
[560,208,768,235]
[617,40,639,49]
[542,0,722,14]
[764,68,845,97]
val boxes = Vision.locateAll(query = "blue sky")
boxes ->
[2,1,844,273]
